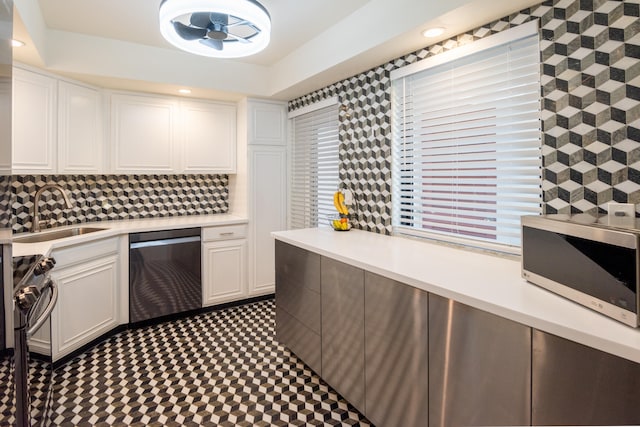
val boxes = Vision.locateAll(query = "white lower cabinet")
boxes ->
[49,237,120,361]
[203,239,247,306]
[202,224,248,306]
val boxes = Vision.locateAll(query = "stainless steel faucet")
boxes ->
[31,184,72,233]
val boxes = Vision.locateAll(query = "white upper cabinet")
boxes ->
[248,100,286,145]
[11,65,238,175]
[181,100,236,173]
[110,94,237,174]
[110,93,178,174]
[58,81,104,174]
[12,67,57,174]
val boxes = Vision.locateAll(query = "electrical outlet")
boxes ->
[608,202,635,218]
[343,189,353,206]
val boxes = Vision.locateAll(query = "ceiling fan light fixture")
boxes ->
[159,0,271,59]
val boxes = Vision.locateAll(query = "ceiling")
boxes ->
[13,0,543,102]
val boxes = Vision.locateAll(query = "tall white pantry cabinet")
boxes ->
[246,99,288,297]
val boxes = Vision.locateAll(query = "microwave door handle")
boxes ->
[27,279,58,338]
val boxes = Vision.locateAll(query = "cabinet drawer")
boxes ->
[52,237,119,268]
[202,224,247,241]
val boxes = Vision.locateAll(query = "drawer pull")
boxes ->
[220,232,235,236]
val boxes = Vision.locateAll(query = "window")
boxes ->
[391,21,542,253]
[289,100,340,229]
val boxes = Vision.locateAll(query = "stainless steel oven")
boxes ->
[13,255,57,426]
[521,214,640,327]
[129,228,202,324]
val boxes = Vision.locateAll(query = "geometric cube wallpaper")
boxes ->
[289,0,640,235]
[0,175,10,229]
[10,174,228,234]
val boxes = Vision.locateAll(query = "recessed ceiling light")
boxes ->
[178,88,192,94]
[11,39,25,48]
[422,27,445,38]
[159,0,271,59]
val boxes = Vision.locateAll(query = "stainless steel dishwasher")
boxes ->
[129,228,201,323]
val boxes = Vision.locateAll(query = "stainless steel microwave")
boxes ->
[521,214,640,328]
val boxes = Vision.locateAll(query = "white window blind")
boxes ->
[391,23,542,253]
[290,103,340,229]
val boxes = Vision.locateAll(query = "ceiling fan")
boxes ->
[159,0,271,58]
[173,12,259,51]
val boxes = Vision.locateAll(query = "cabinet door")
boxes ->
[275,241,322,374]
[248,100,286,145]
[429,294,531,427]
[248,145,287,296]
[364,272,429,427]
[50,254,119,361]
[181,100,236,173]
[58,81,103,173]
[321,256,365,414]
[12,67,57,173]
[110,93,178,173]
[202,239,247,306]
[532,329,640,425]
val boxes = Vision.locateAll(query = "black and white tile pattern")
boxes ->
[0,299,371,426]
[10,174,229,234]
[289,0,640,233]
[0,174,10,229]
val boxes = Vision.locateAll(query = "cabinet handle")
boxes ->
[220,232,235,236]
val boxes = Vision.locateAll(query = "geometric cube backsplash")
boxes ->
[11,174,228,234]
[288,0,640,235]
[0,175,10,229]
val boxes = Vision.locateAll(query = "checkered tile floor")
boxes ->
[0,299,371,426]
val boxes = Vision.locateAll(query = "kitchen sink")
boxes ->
[13,227,107,244]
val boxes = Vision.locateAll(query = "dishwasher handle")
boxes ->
[130,235,201,250]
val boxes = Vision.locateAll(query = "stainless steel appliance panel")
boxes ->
[129,228,201,323]
[429,294,531,427]
[275,240,321,293]
[274,241,322,373]
[532,329,640,425]
[321,256,365,414]
[364,272,428,427]
[274,241,321,334]
[275,306,322,374]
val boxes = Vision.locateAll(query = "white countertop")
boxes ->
[273,228,640,364]
[12,214,248,257]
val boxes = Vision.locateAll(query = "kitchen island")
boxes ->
[273,228,640,427]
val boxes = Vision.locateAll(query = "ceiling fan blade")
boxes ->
[173,21,207,40]
[190,12,212,28]
[227,19,250,27]
[200,38,224,51]
[209,12,229,25]
[226,33,252,44]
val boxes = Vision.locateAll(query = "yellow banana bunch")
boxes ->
[333,191,349,216]
[332,218,350,230]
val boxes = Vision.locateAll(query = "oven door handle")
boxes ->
[27,279,58,337]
